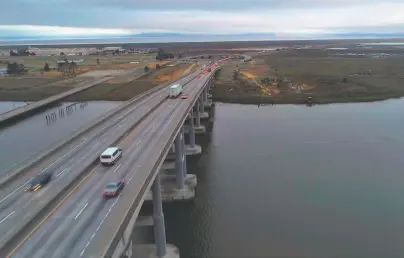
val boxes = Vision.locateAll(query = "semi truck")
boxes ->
[169,84,183,98]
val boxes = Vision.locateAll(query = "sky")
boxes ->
[1,0,404,39]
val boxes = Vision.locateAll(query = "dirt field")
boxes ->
[0,54,170,101]
[213,48,404,104]
[67,63,195,101]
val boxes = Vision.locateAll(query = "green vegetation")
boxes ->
[213,49,404,105]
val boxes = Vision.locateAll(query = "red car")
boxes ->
[102,180,125,198]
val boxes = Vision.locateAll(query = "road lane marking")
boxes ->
[0,182,30,204]
[80,195,121,257]
[6,166,98,258]
[56,168,67,178]
[74,203,88,220]
[113,164,122,173]
[118,125,139,145]
[0,211,15,224]
[91,141,100,148]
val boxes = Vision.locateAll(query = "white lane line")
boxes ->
[74,203,88,220]
[113,164,122,173]
[0,182,30,204]
[91,141,100,148]
[56,168,68,177]
[80,196,121,257]
[0,211,15,224]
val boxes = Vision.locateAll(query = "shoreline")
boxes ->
[211,93,404,105]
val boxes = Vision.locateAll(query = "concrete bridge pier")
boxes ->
[152,173,168,257]
[145,126,197,202]
[202,86,213,110]
[185,101,206,135]
[198,96,209,119]
[131,173,180,258]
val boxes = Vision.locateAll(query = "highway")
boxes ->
[3,69,213,258]
[84,68,216,258]
[0,69,203,257]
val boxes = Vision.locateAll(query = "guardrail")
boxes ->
[98,67,219,258]
[0,65,200,188]
[0,66,201,256]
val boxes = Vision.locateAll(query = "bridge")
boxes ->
[0,60,221,258]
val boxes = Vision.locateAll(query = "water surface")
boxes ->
[0,101,30,114]
[164,100,404,258]
[0,101,122,173]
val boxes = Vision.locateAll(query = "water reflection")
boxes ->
[164,99,404,258]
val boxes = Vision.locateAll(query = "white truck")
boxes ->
[168,84,183,98]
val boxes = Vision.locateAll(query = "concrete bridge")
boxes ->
[0,62,221,258]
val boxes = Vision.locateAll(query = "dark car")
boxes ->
[102,180,125,198]
[25,172,52,192]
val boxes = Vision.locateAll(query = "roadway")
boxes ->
[0,70,203,256]
[4,69,213,258]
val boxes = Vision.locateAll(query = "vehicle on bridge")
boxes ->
[100,147,122,166]
[102,180,125,198]
[25,172,53,191]
[181,94,188,99]
[169,84,183,98]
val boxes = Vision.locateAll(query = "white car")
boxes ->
[100,147,122,166]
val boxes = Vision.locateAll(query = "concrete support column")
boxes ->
[180,126,187,177]
[196,101,201,127]
[188,111,196,148]
[152,173,167,257]
[203,87,208,102]
[174,132,185,189]
[199,96,205,113]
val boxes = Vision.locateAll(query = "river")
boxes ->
[163,100,404,258]
[0,101,121,173]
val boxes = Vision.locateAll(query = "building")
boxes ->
[0,67,8,76]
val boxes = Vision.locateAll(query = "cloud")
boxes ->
[0,0,404,37]
[62,0,404,11]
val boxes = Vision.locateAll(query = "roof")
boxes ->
[101,147,119,156]
[170,84,181,89]
[30,172,52,184]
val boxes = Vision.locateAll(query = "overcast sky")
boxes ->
[1,0,404,37]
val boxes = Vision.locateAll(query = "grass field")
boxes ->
[0,54,155,71]
[66,63,194,101]
[213,49,404,104]
[0,53,166,101]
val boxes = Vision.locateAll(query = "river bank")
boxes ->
[212,49,404,105]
